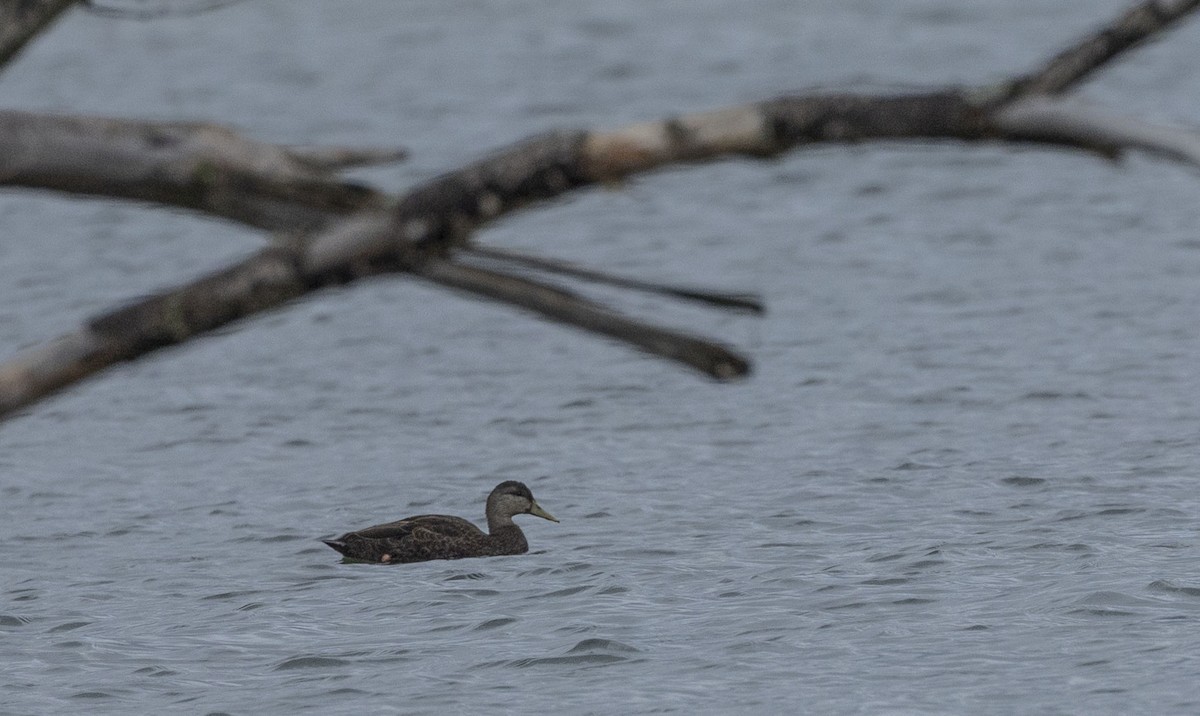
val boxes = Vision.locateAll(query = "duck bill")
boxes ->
[529,500,559,523]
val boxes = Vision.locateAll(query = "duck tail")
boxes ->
[322,539,349,556]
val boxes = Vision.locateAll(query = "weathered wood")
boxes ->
[0,111,404,232]
[0,0,1198,418]
[579,93,987,182]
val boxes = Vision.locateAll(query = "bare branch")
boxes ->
[0,111,403,231]
[0,245,309,418]
[284,145,409,173]
[463,246,764,314]
[995,98,1200,166]
[989,0,1200,103]
[0,204,752,417]
[413,259,752,380]
[578,93,985,182]
[0,332,102,418]
[0,85,1183,416]
[0,0,79,70]
[2,0,1199,417]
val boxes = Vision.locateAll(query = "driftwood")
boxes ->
[0,0,1199,420]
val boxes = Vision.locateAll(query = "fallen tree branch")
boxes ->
[0,208,750,416]
[0,91,1127,417]
[0,0,1197,419]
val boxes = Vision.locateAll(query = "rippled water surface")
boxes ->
[4,1,1200,713]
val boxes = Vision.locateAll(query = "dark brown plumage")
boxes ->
[322,481,558,564]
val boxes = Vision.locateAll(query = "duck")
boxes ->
[322,480,558,564]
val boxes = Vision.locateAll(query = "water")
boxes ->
[3,0,1200,713]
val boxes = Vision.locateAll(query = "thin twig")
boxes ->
[462,245,765,314]
[988,0,1200,103]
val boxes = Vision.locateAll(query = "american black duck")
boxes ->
[322,481,558,564]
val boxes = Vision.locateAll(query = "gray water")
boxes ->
[3,0,1200,713]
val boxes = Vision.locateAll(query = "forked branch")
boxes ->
[0,0,1197,419]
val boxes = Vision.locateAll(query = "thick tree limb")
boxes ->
[0,0,79,70]
[0,247,309,415]
[577,94,988,183]
[0,111,405,231]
